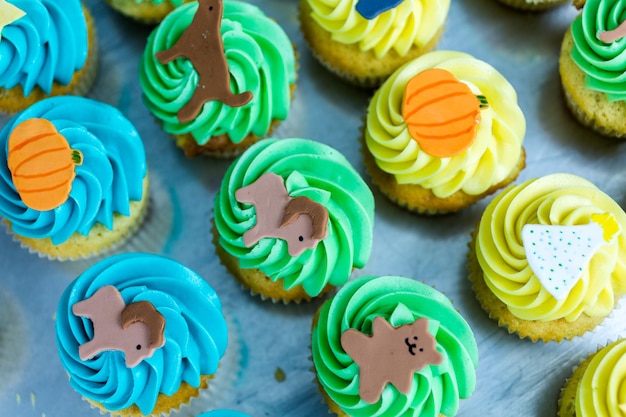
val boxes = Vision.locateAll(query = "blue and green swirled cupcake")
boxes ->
[0,0,97,113]
[560,0,626,137]
[312,276,478,417]
[213,138,375,302]
[140,0,297,157]
[55,253,229,416]
[0,96,148,260]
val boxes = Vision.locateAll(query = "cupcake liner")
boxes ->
[0,288,27,395]
[0,5,99,114]
[562,88,626,139]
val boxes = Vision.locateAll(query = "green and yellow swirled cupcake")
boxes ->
[213,138,375,303]
[558,338,626,417]
[104,0,192,23]
[312,275,478,417]
[363,50,526,214]
[560,0,626,137]
[140,0,297,157]
[469,173,626,342]
[299,0,450,87]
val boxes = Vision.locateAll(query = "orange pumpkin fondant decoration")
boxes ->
[402,68,488,158]
[7,118,83,211]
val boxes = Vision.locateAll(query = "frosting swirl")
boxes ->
[0,96,147,244]
[312,276,478,417]
[365,50,526,198]
[306,0,450,58]
[476,173,626,322]
[570,0,626,101]
[0,0,88,96]
[55,253,228,415]
[576,339,626,416]
[140,0,296,144]
[213,138,374,297]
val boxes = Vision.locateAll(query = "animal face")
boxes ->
[118,322,152,367]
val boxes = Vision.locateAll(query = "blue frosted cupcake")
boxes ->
[55,253,229,416]
[0,0,97,113]
[0,96,148,260]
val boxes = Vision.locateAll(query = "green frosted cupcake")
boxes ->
[140,0,297,157]
[312,275,478,417]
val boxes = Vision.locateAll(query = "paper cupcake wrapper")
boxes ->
[563,88,626,139]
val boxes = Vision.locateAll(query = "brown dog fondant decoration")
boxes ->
[72,286,166,368]
[341,317,443,404]
[235,172,329,257]
[155,0,253,123]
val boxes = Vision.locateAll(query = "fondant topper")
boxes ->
[235,172,329,257]
[402,68,488,158]
[598,20,626,43]
[355,0,403,20]
[0,0,25,42]
[522,213,621,300]
[72,285,166,368]
[341,317,443,404]
[155,0,253,123]
[7,118,83,211]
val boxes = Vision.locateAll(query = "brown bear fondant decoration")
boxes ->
[341,317,443,404]
[72,285,166,368]
[235,172,329,257]
[155,0,253,123]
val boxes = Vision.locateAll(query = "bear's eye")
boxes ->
[298,236,304,242]
[136,345,142,350]
[209,6,213,10]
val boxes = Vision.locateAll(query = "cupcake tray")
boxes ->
[2,0,626,416]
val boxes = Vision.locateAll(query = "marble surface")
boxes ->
[1,0,626,416]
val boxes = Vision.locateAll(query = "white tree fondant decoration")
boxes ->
[522,213,620,300]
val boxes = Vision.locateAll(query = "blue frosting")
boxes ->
[0,0,88,95]
[0,96,147,244]
[55,253,229,415]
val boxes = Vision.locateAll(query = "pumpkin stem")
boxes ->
[71,149,83,166]
[476,95,489,109]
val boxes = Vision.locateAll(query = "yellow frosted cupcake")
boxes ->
[299,0,450,87]
[0,97,149,260]
[104,0,192,23]
[469,173,626,342]
[0,0,97,114]
[558,338,626,416]
[363,50,526,214]
[560,0,626,138]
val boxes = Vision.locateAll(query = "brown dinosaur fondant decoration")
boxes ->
[341,317,443,404]
[155,0,253,123]
[72,285,166,368]
[235,172,329,257]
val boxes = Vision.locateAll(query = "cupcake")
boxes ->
[362,50,526,214]
[494,0,567,11]
[140,0,297,158]
[299,0,450,87]
[55,253,229,416]
[469,173,626,342]
[0,0,98,114]
[213,138,375,303]
[104,0,191,23]
[311,275,478,417]
[560,0,626,138]
[558,338,626,417]
[0,96,149,260]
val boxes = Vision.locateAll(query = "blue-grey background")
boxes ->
[1,0,626,416]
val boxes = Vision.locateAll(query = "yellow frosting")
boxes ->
[577,339,626,416]
[306,0,450,59]
[476,174,626,322]
[365,51,525,198]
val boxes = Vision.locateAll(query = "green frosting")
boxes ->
[139,1,296,144]
[570,0,626,101]
[312,276,478,417]
[213,138,375,297]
